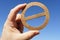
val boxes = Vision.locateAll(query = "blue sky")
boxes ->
[0,0,60,40]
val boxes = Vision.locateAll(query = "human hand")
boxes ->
[1,3,39,40]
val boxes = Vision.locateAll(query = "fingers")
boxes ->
[7,3,26,21]
[22,30,39,40]
[16,14,24,33]
[16,14,21,20]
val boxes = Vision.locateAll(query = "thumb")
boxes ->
[22,30,39,40]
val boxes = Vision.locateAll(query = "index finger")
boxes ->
[7,3,26,21]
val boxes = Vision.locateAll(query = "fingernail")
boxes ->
[34,31,39,35]
[20,3,27,6]
[22,3,27,5]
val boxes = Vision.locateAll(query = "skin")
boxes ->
[1,3,39,40]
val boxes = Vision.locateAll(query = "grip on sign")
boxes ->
[21,2,49,30]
